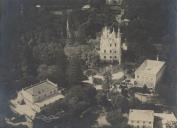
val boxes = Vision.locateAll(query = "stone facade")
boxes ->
[99,27,122,64]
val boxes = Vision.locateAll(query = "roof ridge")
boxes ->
[23,79,56,90]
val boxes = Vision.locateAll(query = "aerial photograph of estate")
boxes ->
[0,0,177,128]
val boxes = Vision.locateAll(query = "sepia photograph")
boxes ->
[0,0,177,128]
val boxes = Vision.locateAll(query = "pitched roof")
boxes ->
[129,109,154,122]
[23,79,58,96]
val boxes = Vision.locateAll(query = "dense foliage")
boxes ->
[1,0,177,128]
[1,0,177,102]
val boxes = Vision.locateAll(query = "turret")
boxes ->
[110,28,116,39]
[117,27,121,38]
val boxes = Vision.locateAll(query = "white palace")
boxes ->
[10,79,64,119]
[99,27,122,64]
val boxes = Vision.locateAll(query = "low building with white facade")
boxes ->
[10,79,64,119]
[128,109,154,128]
[154,112,177,128]
[134,92,154,103]
[135,59,166,89]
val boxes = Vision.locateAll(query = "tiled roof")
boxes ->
[23,79,58,96]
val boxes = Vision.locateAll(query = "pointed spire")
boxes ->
[66,17,72,39]
[67,18,69,31]
[103,27,107,35]
[113,27,115,33]
[111,27,116,39]
[117,27,121,38]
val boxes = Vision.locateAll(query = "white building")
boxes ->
[10,79,64,119]
[81,4,91,11]
[106,0,123,5]
[128,109,154,128]
[154,113,177,128]
[112,72,124,80]
[99,27,122,64]
[134,92,154,103]
[135,59,166,89]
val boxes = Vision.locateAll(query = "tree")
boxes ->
[37,64,65,85]
[33,43,65,65]
[90,0,106,7]
[110,93,129,112]
[65,45,100,68]
[103,70,112,97]
[128,96,141,109]
[96,91,108,106]
[106,110,128,128]
[64,85,97,116]
[142,85,149,93]
[65,55,85,86]
[122,0,175,62]
[84,50,100,68]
